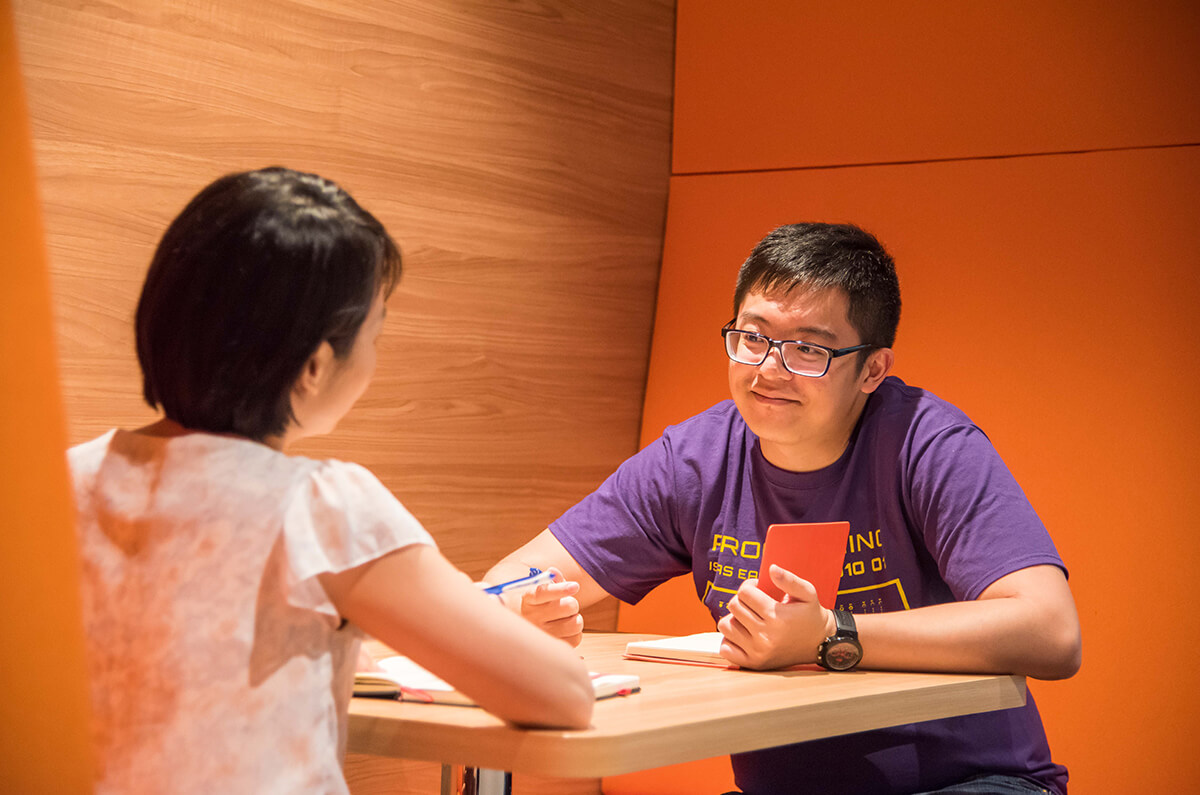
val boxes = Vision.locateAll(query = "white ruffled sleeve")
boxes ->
[279,460,435,619]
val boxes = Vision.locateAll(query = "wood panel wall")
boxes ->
[13,2,674,793]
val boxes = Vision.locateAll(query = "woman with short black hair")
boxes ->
[69,167,593,793]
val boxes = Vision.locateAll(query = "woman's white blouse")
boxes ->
[69,429,433,793]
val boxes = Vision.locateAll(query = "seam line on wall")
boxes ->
[672,141,1200,178]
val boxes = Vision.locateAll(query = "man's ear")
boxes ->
[293,340,336,400]
[860,347,894,394]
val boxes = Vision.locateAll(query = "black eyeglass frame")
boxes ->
[720,320,876,378]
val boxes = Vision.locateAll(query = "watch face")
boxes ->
[822,639,862,671]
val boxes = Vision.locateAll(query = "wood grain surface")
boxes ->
[350,633,1027,779]
[14,0,671,582]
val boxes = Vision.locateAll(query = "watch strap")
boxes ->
[832,608,857,639]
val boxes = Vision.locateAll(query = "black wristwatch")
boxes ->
[817,609,863,671]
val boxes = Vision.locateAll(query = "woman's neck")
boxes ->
[134,418,285,451]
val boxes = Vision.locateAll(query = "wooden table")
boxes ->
[349,632,1026,790]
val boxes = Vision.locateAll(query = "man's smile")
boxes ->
[749,388,799,405]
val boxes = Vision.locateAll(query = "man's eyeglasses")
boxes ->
[721,320,875,378]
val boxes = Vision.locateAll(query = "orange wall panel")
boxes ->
[0,0,93,789]
[622,3,1200,793]
[630,145,1200,792]
[674,0,1200,173]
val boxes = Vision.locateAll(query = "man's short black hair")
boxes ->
[135,166,401,441]
[734,222,901,349]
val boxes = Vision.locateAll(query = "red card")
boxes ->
[757,522,850,607]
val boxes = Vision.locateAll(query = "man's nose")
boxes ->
[757,344,793,377]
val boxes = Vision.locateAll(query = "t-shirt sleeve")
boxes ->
[907,423,1066,601]
[279,460,435,618]
[550,435,693,604]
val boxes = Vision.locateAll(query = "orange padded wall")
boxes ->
[610,2,1200,793]
[672,1,1200,174]
[0,0,93,789]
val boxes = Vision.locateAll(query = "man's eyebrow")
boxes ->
[791,327,837,342]
[737,311,838,342]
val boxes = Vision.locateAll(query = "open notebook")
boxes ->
[354,655,640,705]
[623,631,732,667]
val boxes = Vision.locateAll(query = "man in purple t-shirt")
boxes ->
[487,223,1081,795]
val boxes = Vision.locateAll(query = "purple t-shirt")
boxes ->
[551,376,1068,795]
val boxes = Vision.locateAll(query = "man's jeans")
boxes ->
[913,774,1053,794]
[722,773,1054,795]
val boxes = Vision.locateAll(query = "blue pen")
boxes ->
[484,567,555,595]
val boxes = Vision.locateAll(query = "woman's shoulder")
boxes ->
[67,428,119,465]
[289,456,391,499]
[286,457,431,539]
[278,456,433,600]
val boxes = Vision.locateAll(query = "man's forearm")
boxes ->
[482,555,542,588]
[855,566,1081,680]
[486,528,611,609]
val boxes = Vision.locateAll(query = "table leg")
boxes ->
[462,767,511,795]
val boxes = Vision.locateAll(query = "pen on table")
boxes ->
[484,567,556,596]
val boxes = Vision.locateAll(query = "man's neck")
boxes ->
[760,436,848,473]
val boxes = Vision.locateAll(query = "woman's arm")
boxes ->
[320,543,594,729]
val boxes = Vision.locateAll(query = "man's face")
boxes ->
[728,286,886,471]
